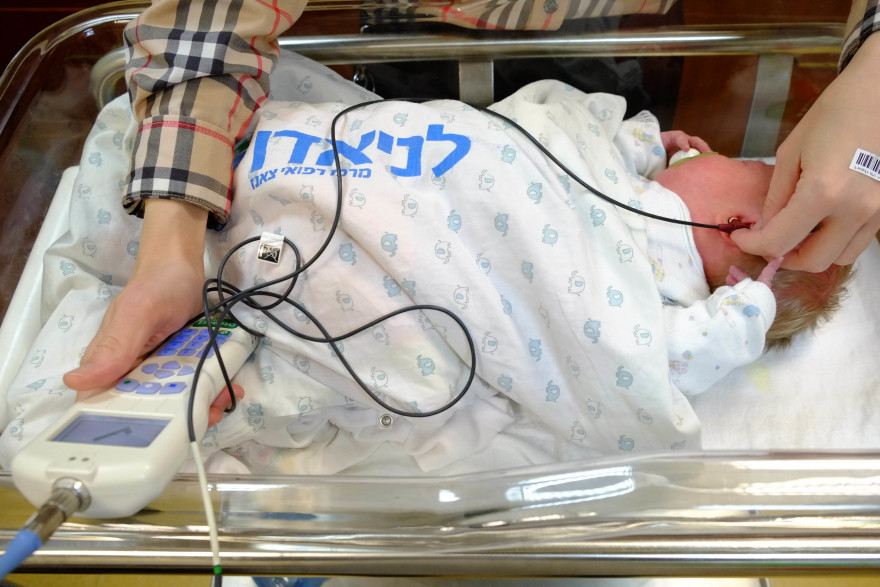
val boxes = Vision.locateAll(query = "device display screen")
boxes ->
[52,413,171,448]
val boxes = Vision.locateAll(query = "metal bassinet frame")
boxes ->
[1,2,877,578]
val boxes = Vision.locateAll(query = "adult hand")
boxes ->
[63,200,213,415]
[732,34,880,272]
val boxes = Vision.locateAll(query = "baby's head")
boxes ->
[655,153,852,350]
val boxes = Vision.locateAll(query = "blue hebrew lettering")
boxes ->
[377,131,394,153]
[378,131,422,176]
[316,130,376,167]
[249,130,273,173]
[389,135,424,177]
[276,130,323,165]
[427,124,471,177]
[250,130,323,174]
[250,169,278,189]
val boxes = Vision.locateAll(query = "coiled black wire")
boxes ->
[187,95,732,441]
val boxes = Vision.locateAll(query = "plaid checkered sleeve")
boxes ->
[841,0,879,71]
[376,0,675,31]
[123,0,306,226]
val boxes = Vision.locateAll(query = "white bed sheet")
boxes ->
[693,241,880,451]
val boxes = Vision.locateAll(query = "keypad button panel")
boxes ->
[113,327,232,395]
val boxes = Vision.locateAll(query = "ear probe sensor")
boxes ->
[717,217,753,233]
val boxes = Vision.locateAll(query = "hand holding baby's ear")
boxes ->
[660,131,711,155]
[726,257,784,288]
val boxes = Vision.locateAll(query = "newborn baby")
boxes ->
[653,145,850,352]
[189,80,850,472]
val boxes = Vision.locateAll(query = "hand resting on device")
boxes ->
[61,199,240,426]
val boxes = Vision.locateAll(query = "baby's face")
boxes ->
[655,154,774,286]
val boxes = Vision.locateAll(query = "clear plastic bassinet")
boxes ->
[1,0,879,580]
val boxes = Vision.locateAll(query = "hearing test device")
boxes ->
[11,315,258,518]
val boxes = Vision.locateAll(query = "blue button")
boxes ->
[141,363,159,374]
[178,366,195,376]
[160,382,187,394]
[115,378,140,392]
[154,370,174,379]
[162,361,182,370]
[136,382,162,395]
[157,347,177,356]
[178,348,197,356]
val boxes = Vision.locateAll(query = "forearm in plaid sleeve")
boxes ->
[840,0,878,71]
[124,111,236,223]
[418,0,675,31]
[122,0,306,225]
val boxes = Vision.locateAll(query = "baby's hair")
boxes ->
[715,258,853,351]
[764,263,853,351]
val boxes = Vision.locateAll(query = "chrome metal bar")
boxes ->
[3,2,871,579]
[278,24,845,64]
[89,23,845,108]
[4,452,880,576]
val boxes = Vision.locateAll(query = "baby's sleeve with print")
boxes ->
[663,279,776,396]
[613,110,668,179]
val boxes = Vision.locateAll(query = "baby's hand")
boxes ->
[726,257,784,288]
[660,130,711,155]
[209,384,245,427]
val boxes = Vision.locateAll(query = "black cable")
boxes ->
[329,98,732,232]
[186,94,745,440]
[183,102,482,437]
[481,105,726,231]
[174,94,745,580]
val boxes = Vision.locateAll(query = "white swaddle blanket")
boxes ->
[205,79,781,474]
[2,52,878,477]
[205,86,702,472]
[0,76,771,472]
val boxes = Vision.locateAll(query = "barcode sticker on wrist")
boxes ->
[850,148,880,182]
